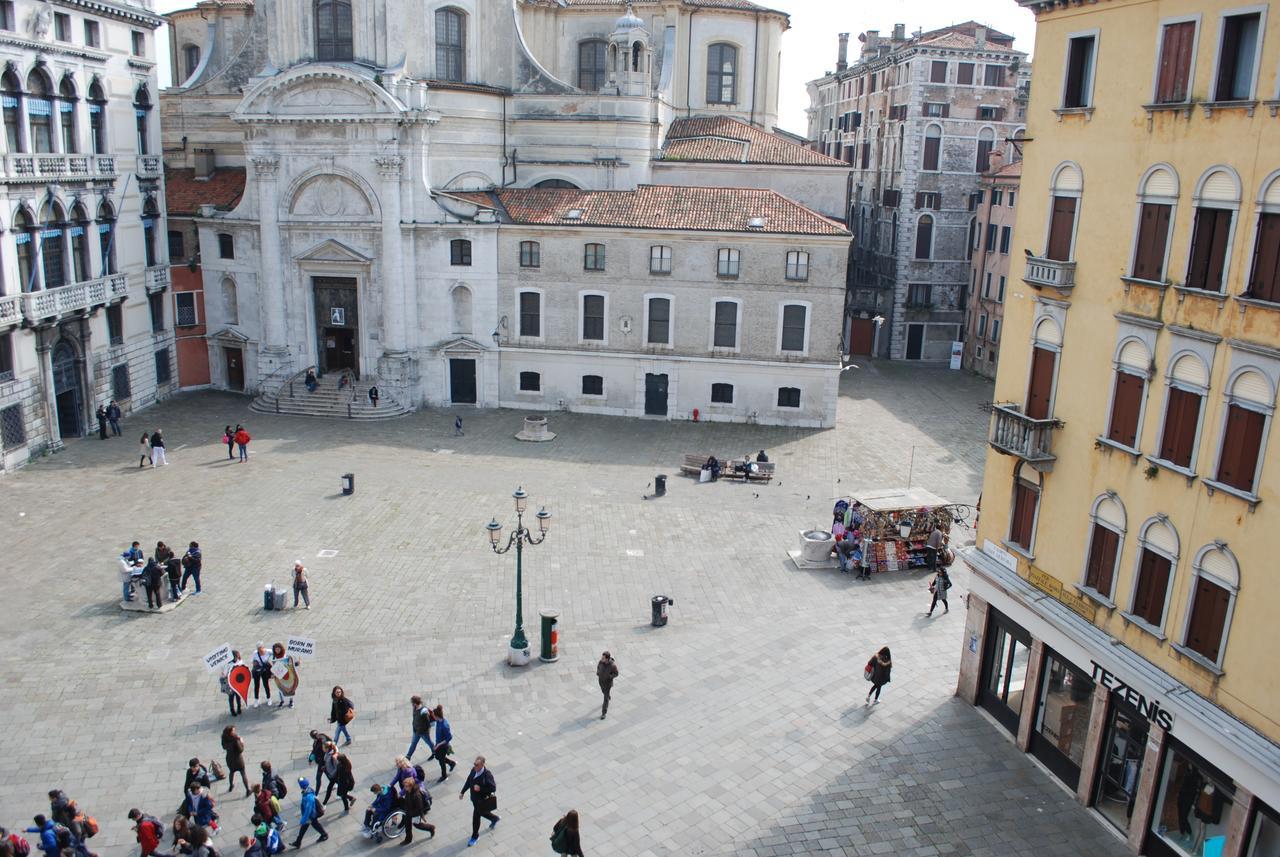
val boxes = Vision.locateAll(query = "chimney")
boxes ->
[975,26,987,48]
[837,33,849,72]
[863,30,879,57]
[892,23,905,42]
[986,149,1005,174]
[193,148,216,180]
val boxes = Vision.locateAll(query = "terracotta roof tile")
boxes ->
[662,116,848,167]
[164,167,246,216]
[492,185,848,236]
[557,0,782,12]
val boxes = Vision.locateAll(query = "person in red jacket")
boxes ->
[233,426,251,463]
[127,809,171,857]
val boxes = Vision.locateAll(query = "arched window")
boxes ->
[1128,516,1179,631]
[1106,337,1151,450]
[631,40,643,72]
[40,200,67,289]
[2,69,22,153]
[435,8,465,82]
[14,207,37,291]
[922,123,941,171]
[1026,316,1063,420]
[26,69,53,153]
[69,202,89,282]
[914,214,933,259]
[1082,493,1126,601]
[1187,166,1241,293]
[183,44,201,81]
[222,277,239,325]
[141,197,159,268]
[315,0,353,62]
[1045,162,1083,261]
[1008,461,1041,552]
[133,85,151,155]
[87,80,105,155]
[1212,368,1274,494]
[1130,165,1178,281]
[1158,352,1209,470]
[57,76,76,153]
[451,285,473,334]
[97,199,116,275]
[1246,171,1280,303]
[533,178,578,189]
[578,40,607,92]
[975,126,995,173]
[706,43,737,104]
[1182,544,1239,666]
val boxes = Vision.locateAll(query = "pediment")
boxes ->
[439,336,488,354]
[210,326,251,343]
[294,239,373,264]
[237,67,404,120]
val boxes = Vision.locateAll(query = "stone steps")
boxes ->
[251,375,410,420]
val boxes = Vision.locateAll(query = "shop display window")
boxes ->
[1248,804,1280,857]
[1150,744,1233,857]
[1035,654,1096,767]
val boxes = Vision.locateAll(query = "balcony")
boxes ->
[3,153,117,183]
[1022,255,1076,293]
[138,155,161,176]
[989,403,1063,471]
[20,274,127,325]
[0,292,21,329]
[145,265,170,293]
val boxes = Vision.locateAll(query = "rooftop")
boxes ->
[554,0,785,14]
[470,185,849,236]
[661,116,849,167]
[164,167,246,216]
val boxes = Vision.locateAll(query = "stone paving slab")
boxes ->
[0,363,1127,857]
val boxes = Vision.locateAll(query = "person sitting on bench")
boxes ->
[702,456,721,480]
[756,450,769,463]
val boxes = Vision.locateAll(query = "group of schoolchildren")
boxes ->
[1,791,99,857]
[118,540,204,608]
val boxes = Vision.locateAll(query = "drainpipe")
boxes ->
[749,12,758,126]
[684,8,698,117]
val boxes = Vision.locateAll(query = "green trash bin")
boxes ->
[539,609,560,662]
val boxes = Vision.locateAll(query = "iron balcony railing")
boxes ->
[989,402,1063,466]
[1022,255,1076,291]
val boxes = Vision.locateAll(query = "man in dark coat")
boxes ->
[596,652,618,720]
[458,756,498,846]
[143,558,165,609]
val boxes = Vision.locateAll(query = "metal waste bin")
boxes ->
[654,474,667,496]
[651,595,673,627]
[539,609,560,662]
[341,473,355,495]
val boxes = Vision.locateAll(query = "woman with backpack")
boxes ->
[550,810,585,856]
[329,686,354,746]
[250,644,272,708]
[400,778,435,844]
[221,726,251,797]
[864,647,893,706]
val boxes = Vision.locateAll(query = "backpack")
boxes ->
[53,825,72,849]
[8,833,30,857]
[412,765,426,783]
[79,815,99,838]
[272,775,288,799]
[145,816,165,840]
[265,828,285,855]
[421,789,432,811]
[550,823,569,854]
[312,797,325,819]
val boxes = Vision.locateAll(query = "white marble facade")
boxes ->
[168,0,847,425]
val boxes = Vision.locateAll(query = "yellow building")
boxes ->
[956,1,1280,856]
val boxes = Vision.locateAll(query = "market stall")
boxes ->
[842,488,957,574]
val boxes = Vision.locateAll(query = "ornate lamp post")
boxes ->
[485,486,552,665]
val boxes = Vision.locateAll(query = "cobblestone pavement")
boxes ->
[0,362,1128,857]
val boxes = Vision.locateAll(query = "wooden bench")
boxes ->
[679,453,724,477]
[722,458,776,482]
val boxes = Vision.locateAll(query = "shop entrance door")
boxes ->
[1092,698,1149,835]
[905,324,924,360]
[848,318,874,356]
[979,610,1033,734]
[1029,651,1097,791]
[644,373,668,416]
[449,358,477,404]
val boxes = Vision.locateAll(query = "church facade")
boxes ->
[162,0,850,426]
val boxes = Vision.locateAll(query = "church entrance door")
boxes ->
[313,277,359,379]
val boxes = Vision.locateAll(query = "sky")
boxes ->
[151,0,1038,135]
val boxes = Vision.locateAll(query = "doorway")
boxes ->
[449,358,477,404]
[224,347,244,392]
[1093,698,1149,835]
[322,328,356,374]
[979,610,1033,734]
[906,324,924,360]
[313,277,359,378]
[51,340,83,438]
[848,318,874,356]
[644,373,668,416]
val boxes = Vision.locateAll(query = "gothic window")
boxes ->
[133,85,151,155]
[26,70,52,153]
[97,200,116,276]
[58,76,76,154]
[13,208,37,291]
[2,69,22,153]
[141,197,159,268]
[88,80,106,155]
[38,201,65,290]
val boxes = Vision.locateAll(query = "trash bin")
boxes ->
[651,595,673,627]
[539,609,560,662]
[654,474,667,496]
[263,584,274,611]
[341,473,355,495]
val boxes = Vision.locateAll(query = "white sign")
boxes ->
[286,637,316,660]
[983,539,1019,573]
[203,643,233,674]
[270,660,289,680]
[949,341,963,370]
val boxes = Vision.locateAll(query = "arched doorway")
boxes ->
[51,340,84,437]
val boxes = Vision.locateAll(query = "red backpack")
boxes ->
[8,833,30,857]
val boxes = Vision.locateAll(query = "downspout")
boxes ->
[684,8,698,117]
[500,93,508,187]
[749,12,758,126]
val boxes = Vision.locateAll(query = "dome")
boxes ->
[614,4,645,32]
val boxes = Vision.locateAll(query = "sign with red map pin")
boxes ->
[228,664,252,702]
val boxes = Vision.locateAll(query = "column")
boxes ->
[34,332,60,451]
[1075,682,1111,805]
[1016,638,1045,752]
[955,591,988,704]
[1127,723,1166,854]
[1223,787,1254,857]
[251,155,286,355]
[374,155,405,354]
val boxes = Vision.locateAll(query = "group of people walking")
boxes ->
[118,540,203,607]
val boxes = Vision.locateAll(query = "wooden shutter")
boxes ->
[923,135,940,170]
[976,140,994,173]
[1046,196,1077,261]
[957,63,974,85]
[1216,404,1266,491]
[1247,213,1280,302]
[1160,387,1201,466]
[1156,22,1195,103]
[1187,208,1233,291]
[931,61,947,82]
[1084,525,1120,597]
[1132,549,1171,626]
[1185,577,1230,662]
[1132,203,1172,281]
[1108,371,1144,448]
[1026,346,1056,420]
[1010,481,1038,548]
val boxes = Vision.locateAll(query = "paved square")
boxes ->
[0,363,1128,857]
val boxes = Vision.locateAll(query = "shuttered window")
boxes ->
[518,291,540,337]
[957,63,974,85]
[1215,404,1266,492]
[1159,387,1202,467]
[1025,346,1056,420]
[1108,371,1144,448]
[1046,196,1077,261]
[1062,35,1096,108]
[581,294,605,341]
[930,61,947,83]
[1084,524,1120,598]
[1186,207,1233,292]
[1246,213,1280,302]
[922,129,941,171]
[1009,480,1039,550]
[647,297,671,345]
[1131,203,1172,281]
[1155,21,1195,103]
[1131,548,1172,627]
[1185,576,1230,662]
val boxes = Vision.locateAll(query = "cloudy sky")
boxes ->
[152,0,1037,135]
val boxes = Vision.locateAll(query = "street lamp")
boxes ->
[485,486,552,665]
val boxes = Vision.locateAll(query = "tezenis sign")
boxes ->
[1091,661,1175,731]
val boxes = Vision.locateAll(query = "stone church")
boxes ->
[162,0,852,426]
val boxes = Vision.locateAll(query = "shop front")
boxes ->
[1247,802,1280,856]
[1029,648,1097,792]
[979,607,1032,735]
[1093,690,1149,836]
[1145,739,1234,857]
